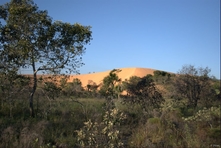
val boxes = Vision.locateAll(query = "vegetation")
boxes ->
[99,69,122,99]
[0,0,92,117]
[0,64,220,147]
[174,65,218,108]
[0,0,220,147]
[122,74,164,113]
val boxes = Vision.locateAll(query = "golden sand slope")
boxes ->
[68,67,156,87]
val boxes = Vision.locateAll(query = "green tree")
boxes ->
[99,69,122,99]
[123,76,141,96]
[63,78,84,97]
[40,76,61,100]
[174,65,214,108]
[153,70,171,84]
[0,0,92,117]
[86,80,99,97]
[59,76,68,88]
[99,69,122,110]
[86,80,99,92]
[123,74,164,110]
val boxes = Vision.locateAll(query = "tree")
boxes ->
[99,69,122,99]
[123,76,141,97]
[0,0,92,117]
[174,65,214,108]
[99,69,122,110]
[40,76,61,100]
[86,80,98,92]
[153,70,171,84]
[59,76,68,88]
[86,80,100,97]
[63,78,84,97]
[123,74,164,110]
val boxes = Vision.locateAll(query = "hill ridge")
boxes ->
[68,67,156,87]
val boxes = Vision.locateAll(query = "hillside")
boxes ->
[68,67,156,87]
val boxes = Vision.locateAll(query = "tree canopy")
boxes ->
[123,74,164,110]
[174,65,215,108]
[0,0,92,74]
[99,69,122,99]
[0,0,92,117]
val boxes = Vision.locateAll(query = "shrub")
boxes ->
[75,108,126,148]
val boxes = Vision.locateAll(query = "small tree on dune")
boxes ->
[123,74,164,111]
[99,69,122,109]
[99,69,122,99]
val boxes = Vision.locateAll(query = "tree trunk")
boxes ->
[30,60,37,117]
[29,71,37,117]
[29,95,34,117]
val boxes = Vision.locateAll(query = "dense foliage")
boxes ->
[122,74,164,111]
[0,65,220,147]
[0,0,92,117]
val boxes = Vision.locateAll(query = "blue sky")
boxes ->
[1,0,220,78]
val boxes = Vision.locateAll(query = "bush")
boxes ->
[75,108,126,147]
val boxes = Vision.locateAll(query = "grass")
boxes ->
[0,95,220,147]
[0,96,107,147]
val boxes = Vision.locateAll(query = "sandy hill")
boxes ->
[68,67,156,87]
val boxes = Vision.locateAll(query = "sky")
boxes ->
[1,0,220,79]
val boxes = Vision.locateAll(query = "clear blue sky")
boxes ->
[1,0,220,78]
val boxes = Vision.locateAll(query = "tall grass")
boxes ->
[0,96,220,147]
[0,96,106,147]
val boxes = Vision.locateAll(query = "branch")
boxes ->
[35,55,70,74]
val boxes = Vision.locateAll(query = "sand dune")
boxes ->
[68,67,156,87]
